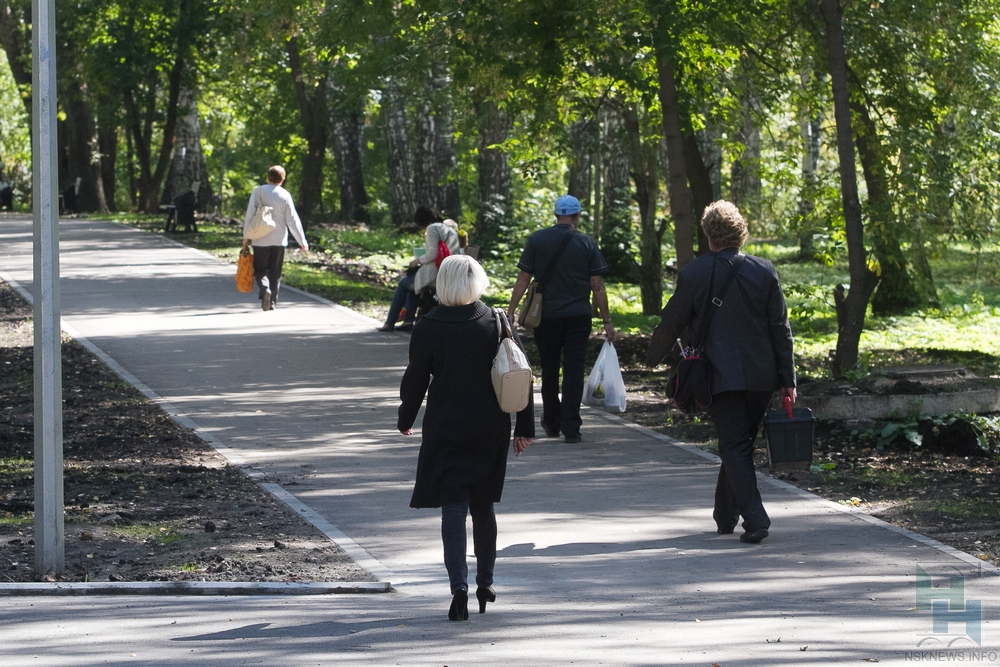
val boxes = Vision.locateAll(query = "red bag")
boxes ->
[434,239,451,268]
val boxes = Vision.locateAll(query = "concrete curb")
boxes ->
[0,581,391,597]
[587,405,1000,576]
[1,258,396,596]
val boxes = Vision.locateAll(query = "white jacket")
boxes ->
[414,222,462,293]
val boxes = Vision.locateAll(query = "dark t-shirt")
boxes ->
[517,224,609,318]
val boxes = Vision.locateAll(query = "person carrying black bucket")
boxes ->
[645,200,797,544]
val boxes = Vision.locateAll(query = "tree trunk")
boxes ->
[329,93,368,223]
[851,97,921,315]
[432,62,461,221]
[123,1,188,213]
[382,76,416,227]
[285,36,326,221]
[413,86,438,212]
[96,102,118,212]
[655,51,695,269]
[798,68,822,258]
[820,0,880,377]
[568,119,595,204]
[163,86,211,210]
[730,97,762,226]
[684,130,714,254]
[623,104,664,314]
[601,101,638,282]
[58,73,107,213]
[0,0,31,118]
[474,97,512,254]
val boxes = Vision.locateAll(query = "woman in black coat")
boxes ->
[398,255,535,621]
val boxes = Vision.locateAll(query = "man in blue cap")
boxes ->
[507,194,615,443]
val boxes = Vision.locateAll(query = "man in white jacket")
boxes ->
[242,165,309,311]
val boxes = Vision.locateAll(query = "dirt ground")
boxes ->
[0,280,374,583]
[2,277,997,583]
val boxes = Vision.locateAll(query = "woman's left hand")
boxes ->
[400,428,413,435]
[513,436,532,456]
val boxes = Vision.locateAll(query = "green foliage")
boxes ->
[0,50,29,206]
[854,413,997,452]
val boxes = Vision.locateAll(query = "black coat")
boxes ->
[398,300,535,508]
[646,249,796,393]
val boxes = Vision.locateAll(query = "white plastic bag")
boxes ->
[583,341,626,412]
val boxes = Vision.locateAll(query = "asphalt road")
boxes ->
[1,215,997,666]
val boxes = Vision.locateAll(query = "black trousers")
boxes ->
[533,314,591,438]
[708,390,773,532]
[252,245,285,302]
[441,501,496,594]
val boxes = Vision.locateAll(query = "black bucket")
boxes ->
[765,398,814,471]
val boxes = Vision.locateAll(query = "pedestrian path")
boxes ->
[0,215,996,666]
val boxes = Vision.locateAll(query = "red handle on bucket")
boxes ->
[784,395,794,419]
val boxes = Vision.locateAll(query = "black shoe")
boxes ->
[397,323,414,332]
[476,586,495,614]
[740,528,769,544]
[261,289,272,311]
[717,526,735,535]
[448,589,469,621]
[564,434,581,444]
[377,324,395,332]
[542,423,560,438]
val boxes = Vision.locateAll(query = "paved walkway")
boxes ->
[0,215,997,666]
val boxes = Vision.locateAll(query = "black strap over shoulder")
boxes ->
[692,253,745,348]
[536,229,575,293]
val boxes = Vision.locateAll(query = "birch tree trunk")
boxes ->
[432,63,461,221]
[730,99,762,226]
[820,0,880,377]
[601,101,638,281]
[383,77,416,227]
[330,96,369,223]
[163,86,211,210]
[798,68,822,258]
[474,97,512,253]
[413,89,438,211]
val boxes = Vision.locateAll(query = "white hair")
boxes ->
[435,255,489,306]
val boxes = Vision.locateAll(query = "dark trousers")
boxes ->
[533,314,591,438]
[384,274,417,326]
[708,390,773,532]
[252,246,285,303]
[441,501,496,594]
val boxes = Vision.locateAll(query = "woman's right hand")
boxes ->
[513,436,532,456]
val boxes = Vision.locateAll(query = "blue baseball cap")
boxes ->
[554,195,582,216]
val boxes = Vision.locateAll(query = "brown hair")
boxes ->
[266,165,286,185]
[700,200,748,250]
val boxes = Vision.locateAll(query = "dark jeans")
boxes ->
[709,390,773,532]
[252,245,285,303]
[385,274,416,326]
[533,314,591,438]
[441,501,496,594]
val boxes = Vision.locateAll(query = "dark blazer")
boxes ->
[398,300,535,508]
[646,248,796,394]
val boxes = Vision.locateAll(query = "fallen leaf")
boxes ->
[800,646,808,651]
[766,638,781,643]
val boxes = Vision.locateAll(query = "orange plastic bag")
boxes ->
[236,248,254,293]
